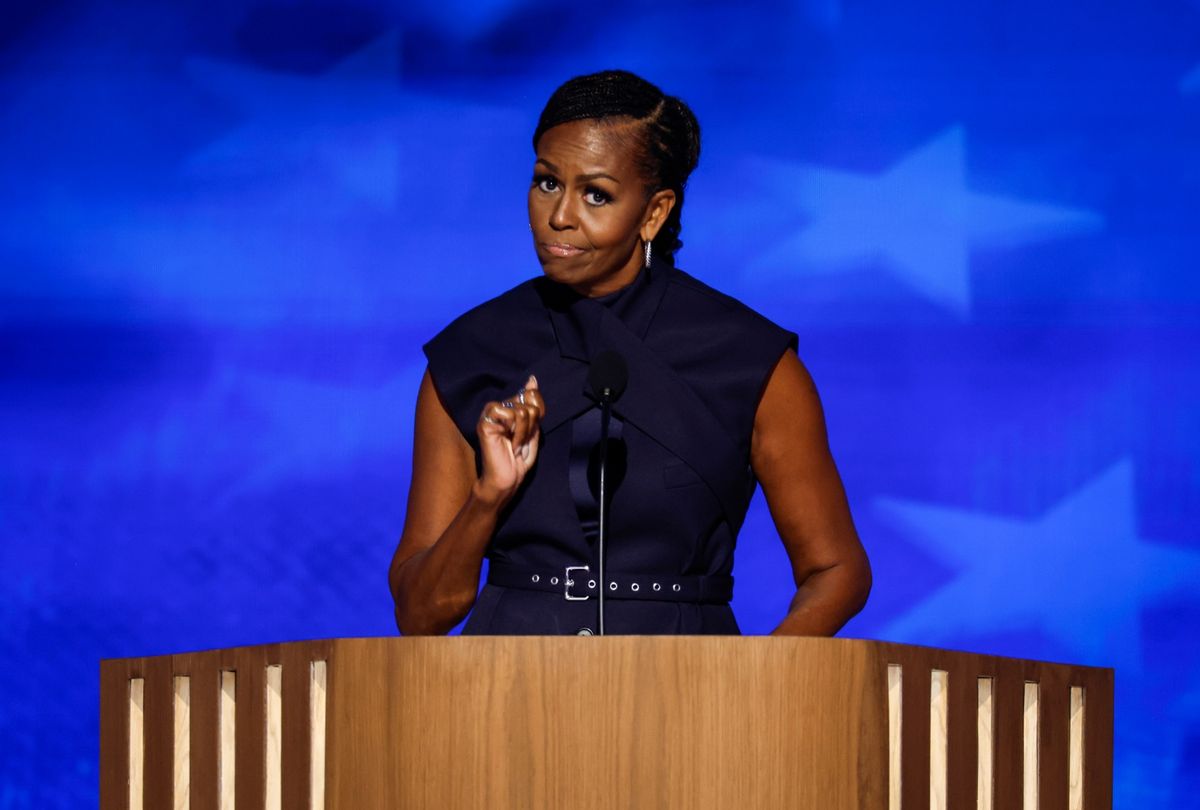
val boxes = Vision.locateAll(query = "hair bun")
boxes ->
[667,96,702,175]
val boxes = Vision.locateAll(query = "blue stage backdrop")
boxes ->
[2,0,1198,805]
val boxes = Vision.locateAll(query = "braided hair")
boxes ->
[532,70,701,266]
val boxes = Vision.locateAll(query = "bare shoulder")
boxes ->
[752,349,829,468]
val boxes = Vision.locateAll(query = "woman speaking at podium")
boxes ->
[389,70,870,637]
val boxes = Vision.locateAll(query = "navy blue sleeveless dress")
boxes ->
[422,256,797,635]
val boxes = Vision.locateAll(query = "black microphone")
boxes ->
[587,349,627,636]
[588,349,628,404]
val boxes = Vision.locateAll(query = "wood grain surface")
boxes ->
[325,636,886,809]
[98,636,1113,810]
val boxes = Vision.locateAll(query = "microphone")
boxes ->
[587,349,627,636]
[588,350,628,404]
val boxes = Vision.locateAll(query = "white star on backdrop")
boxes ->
[876,460,1200,672]
[186,32,408,206]
[74,30,532,324]
[185,31,524,209]
[745,126,1104,316]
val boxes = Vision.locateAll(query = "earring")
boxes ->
[643,239,652,268]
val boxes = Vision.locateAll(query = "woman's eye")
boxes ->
[534,175,558,193]
[584,188,612,206]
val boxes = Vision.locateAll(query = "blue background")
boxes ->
[2,0,1198,805]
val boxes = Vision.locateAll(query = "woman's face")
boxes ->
[529,118,675,298]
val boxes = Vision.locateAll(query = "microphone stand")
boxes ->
[596,385,614,636]
[587,348,626,636]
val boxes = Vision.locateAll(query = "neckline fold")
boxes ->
[537,256,670,361]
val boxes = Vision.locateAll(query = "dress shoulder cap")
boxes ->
[665,266,799,353]
[425,277,541,344]
[421,277,550,443]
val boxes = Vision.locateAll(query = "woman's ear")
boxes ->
[640,188,677,243]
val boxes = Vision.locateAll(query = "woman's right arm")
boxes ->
[388,369,543,635]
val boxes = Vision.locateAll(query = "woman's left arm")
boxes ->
[751,349,871,636]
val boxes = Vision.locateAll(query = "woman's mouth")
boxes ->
[543,242,585,257]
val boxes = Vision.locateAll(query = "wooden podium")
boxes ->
[99,637,1112,809]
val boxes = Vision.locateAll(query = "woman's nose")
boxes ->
[550,193,577,230]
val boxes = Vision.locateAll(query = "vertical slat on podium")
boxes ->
[887,664,902,810]
[219,671,236,810]
[991,660,1024,810]
[142,656,175,810]
[900,662,931,810]
[1068,686,1085,810]
[1037,669,1069,808]
[310,659,328,810]
[1083,671,1114,809]
[929,669,949,810]
[281,645,312,810]
[946,659,978,809]
[181,655,219,810]
[100,660,132,810]
[129,677,144,810]
[173,675,191,810]
[977,677,996,810]
[264,665,283,810]
[233,647,267,810]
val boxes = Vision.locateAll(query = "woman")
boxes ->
[389,70,870,636]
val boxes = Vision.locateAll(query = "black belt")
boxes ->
[487,561,733,604]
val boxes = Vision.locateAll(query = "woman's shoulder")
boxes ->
[428,277,544,344]
[421,276,552,442]
[423,275,557,372]
[650,265,800,450]
[662,265,798,350]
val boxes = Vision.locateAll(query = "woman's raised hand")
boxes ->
[475,375,546,506]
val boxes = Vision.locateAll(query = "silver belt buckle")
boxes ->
[564,565,590,600]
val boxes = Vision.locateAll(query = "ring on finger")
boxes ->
[501,400,515,408]
[483,402,507,424]
[517,389,526,405]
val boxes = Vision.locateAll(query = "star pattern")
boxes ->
[745,127,1104,316]
[186,32,525,209]
[3,2,1199,807]
[877,461,1200,671]
[187,32,407,206]
[56,32,534,324]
